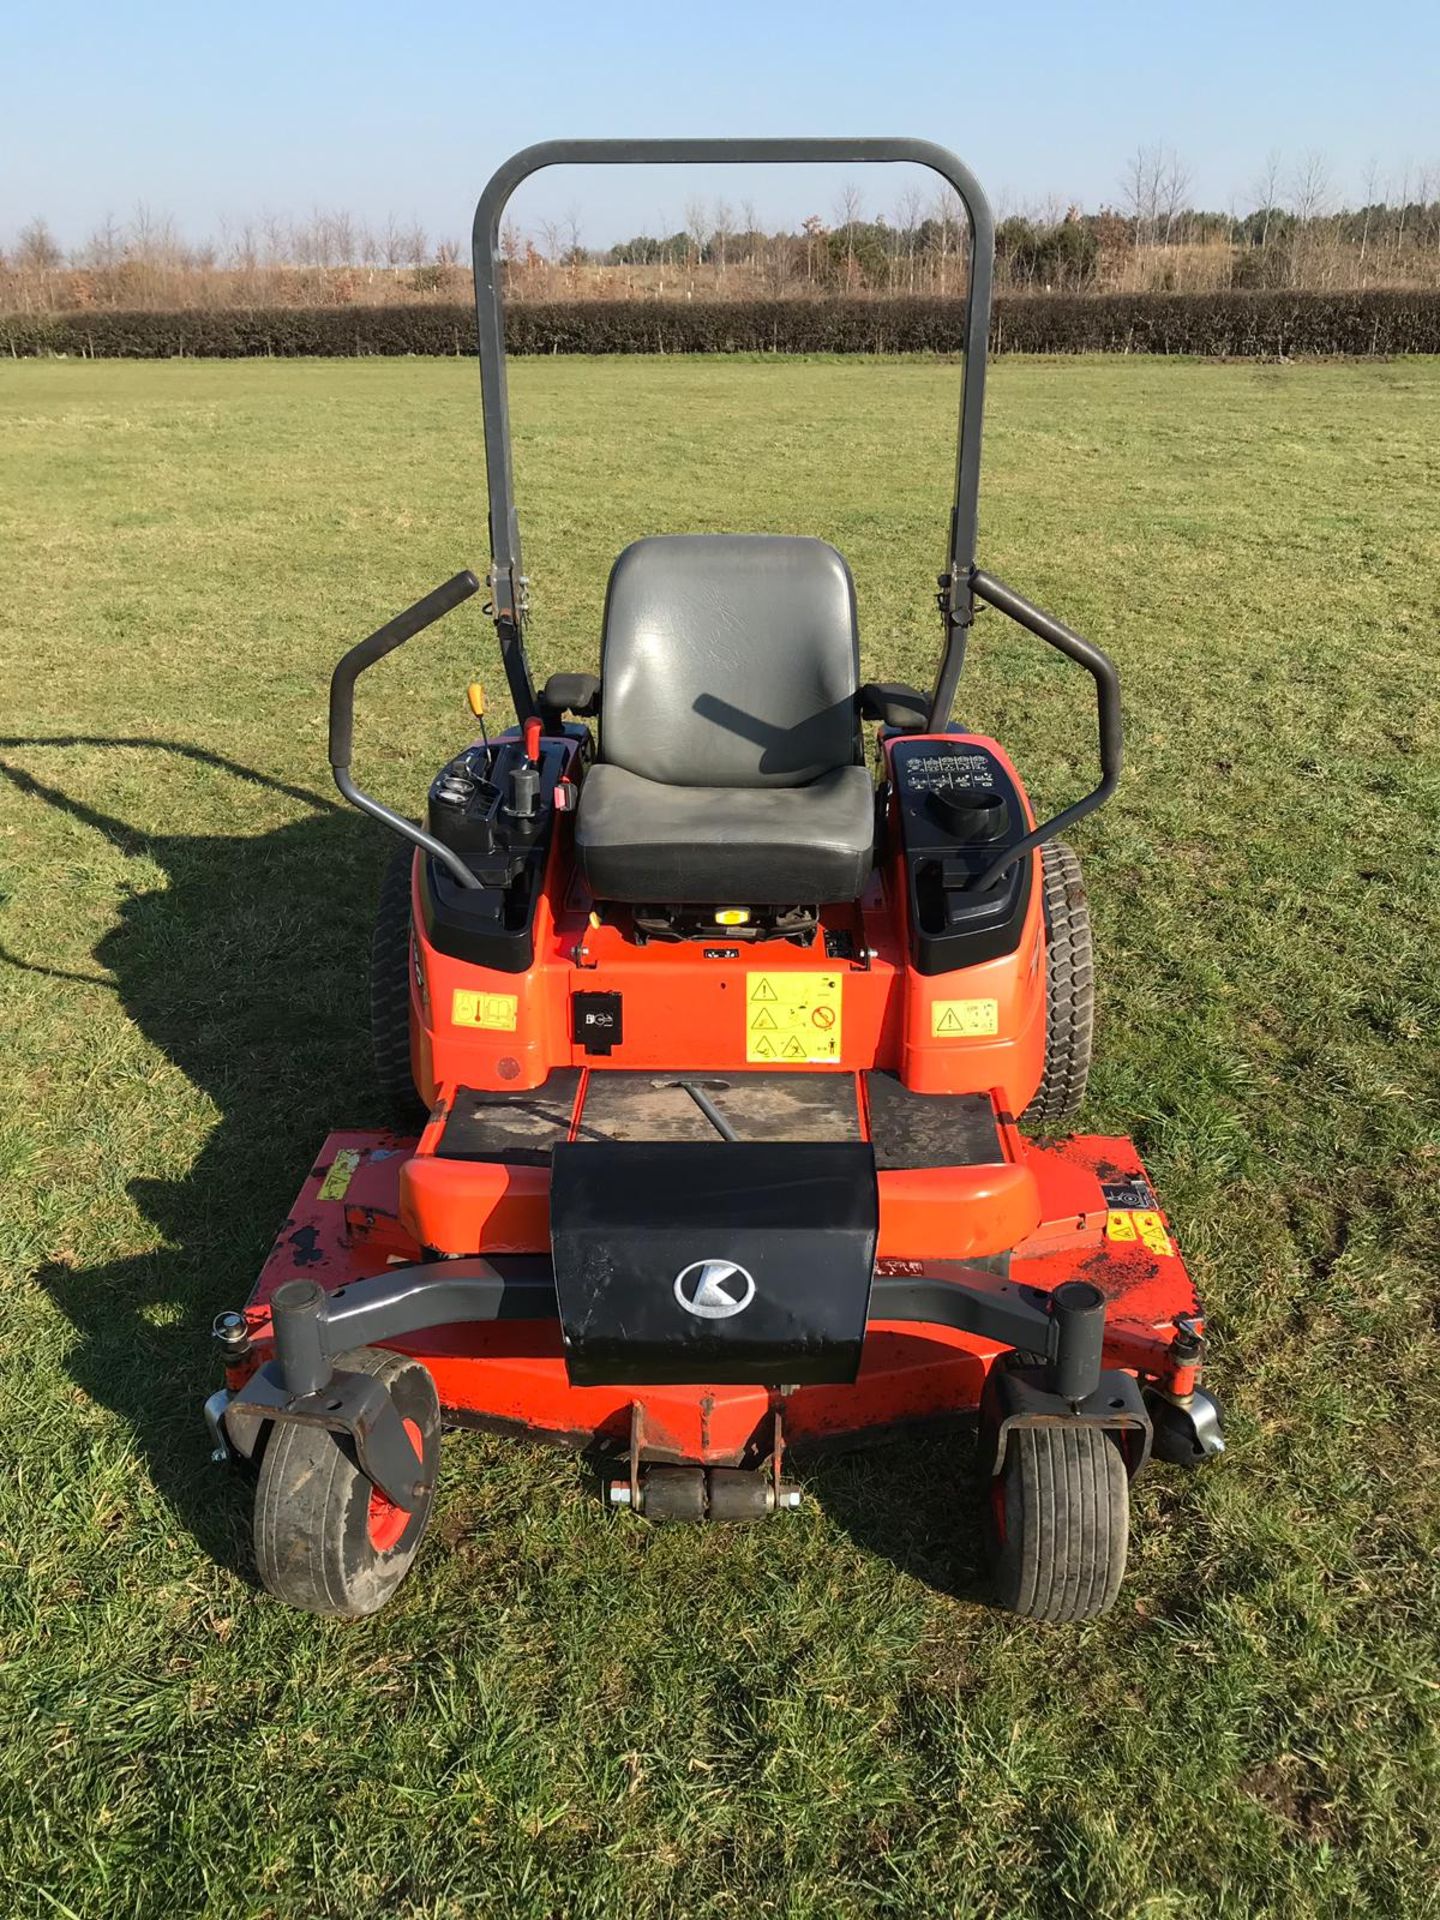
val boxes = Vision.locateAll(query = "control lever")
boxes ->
[508,761,539,820]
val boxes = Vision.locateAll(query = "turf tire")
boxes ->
[1023,839,1095,1130]
[370,838,427,1126]
[988,1424,1128,1623]
[253,1346,441,1618]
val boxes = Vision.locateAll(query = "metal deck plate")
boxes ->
[864,1072,1003,1171]
[575,1071,861,1144]
[437,1071,582,1165]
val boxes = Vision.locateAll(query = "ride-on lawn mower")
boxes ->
[207,139,1224,1621]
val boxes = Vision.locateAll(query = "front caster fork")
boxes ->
[1145,1384,1226,1464]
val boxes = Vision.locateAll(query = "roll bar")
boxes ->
[471,138,997,728]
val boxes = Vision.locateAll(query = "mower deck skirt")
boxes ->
[233,1129,1202,1467]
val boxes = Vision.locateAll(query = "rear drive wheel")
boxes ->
[253,1346,441,1618]
[370,838,428,1126]
[988,1424,1128,1622]
[1023,839,1095,1129]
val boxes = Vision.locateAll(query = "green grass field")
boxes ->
[2,353,1438,1919]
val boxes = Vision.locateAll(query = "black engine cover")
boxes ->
[549,1142,878,1386]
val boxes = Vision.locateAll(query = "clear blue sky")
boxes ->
[6,0,1438,249]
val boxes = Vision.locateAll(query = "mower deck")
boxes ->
[233,1114,1202,1466]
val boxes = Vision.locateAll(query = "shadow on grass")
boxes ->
[5,738,996,1599]
[801,1425,994,1606]
[2,738,380,1572]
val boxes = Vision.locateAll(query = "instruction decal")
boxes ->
[931,997,1000,1038]
[452,988,518,1032]
[1102,1177,1174,1256]
[746,972,843,1063]
[1101,1177,1158,1213]
[318,1146,361,1203]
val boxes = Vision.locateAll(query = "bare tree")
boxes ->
[930,187,963,295]
[1122,146,1160,247]
[834,181,862,291]
[1251,149,1284,249]
[1392,161,1412,257]
[1359,155,1382,270]
[16,217,62,271]
[81,213,123,271]
[1157,151,1192,243]
[1289,150,1332,223]
[740,198,759,275]
[563,203,583,264]
[896,185,922,293]
[683,195,709,270]
[712,198,734,282]
[1122,145,1189,249]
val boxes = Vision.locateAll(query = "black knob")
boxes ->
[930,786,1009,841]
[508,762,539,820]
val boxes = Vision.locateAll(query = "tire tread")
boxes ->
[992,1423,1128,1622]
[370,840,427,1125]
[1024,840,1096,1129]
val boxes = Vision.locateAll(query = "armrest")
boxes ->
[860,681,929,731]
[540,672,601,720]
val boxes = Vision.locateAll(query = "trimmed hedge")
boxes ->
[5,290,1439,359]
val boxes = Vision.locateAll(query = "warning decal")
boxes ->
[318,1147,361,1203]
[1106,1209,1175,1258]
[452,988,518,1032]
[746,972,843,1063]
[931,997,1000,1039]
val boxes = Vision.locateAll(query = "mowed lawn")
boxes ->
[1,352,1438,1919]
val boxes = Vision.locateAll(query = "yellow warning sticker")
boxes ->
[318,1147,361,1203]
[1107,1209,1174,1258]
[931,997,1000,1038]
[451,988,518,1032]
[746,971,843,1063]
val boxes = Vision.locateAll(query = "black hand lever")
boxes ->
[328,572,483,889]
[965,570,1123,892]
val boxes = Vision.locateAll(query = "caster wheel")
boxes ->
[641,1466,707,1523]
[253,1346,441,1618]
[987,1424,1128,1622]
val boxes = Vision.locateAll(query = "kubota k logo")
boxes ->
[673,1259,756,1319]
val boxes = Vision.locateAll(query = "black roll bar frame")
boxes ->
[324,141,1123,895]
[471,138,996,730]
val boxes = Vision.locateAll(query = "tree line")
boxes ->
[5,146,1440,314]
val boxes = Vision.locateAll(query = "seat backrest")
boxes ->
[599,534,861,788]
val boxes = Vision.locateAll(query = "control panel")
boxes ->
[421,731,576,972]
[890,738,1032,976]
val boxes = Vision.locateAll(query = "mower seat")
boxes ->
[575,534,875,905]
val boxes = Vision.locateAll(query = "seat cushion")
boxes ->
[600,534,861,787]
[575,762,875,905]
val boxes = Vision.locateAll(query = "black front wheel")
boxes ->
[252,1346,441,1618]
[988,1423,1129,1622]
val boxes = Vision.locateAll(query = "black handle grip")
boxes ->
[329,570,480,771]
[967,569,1123,892]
